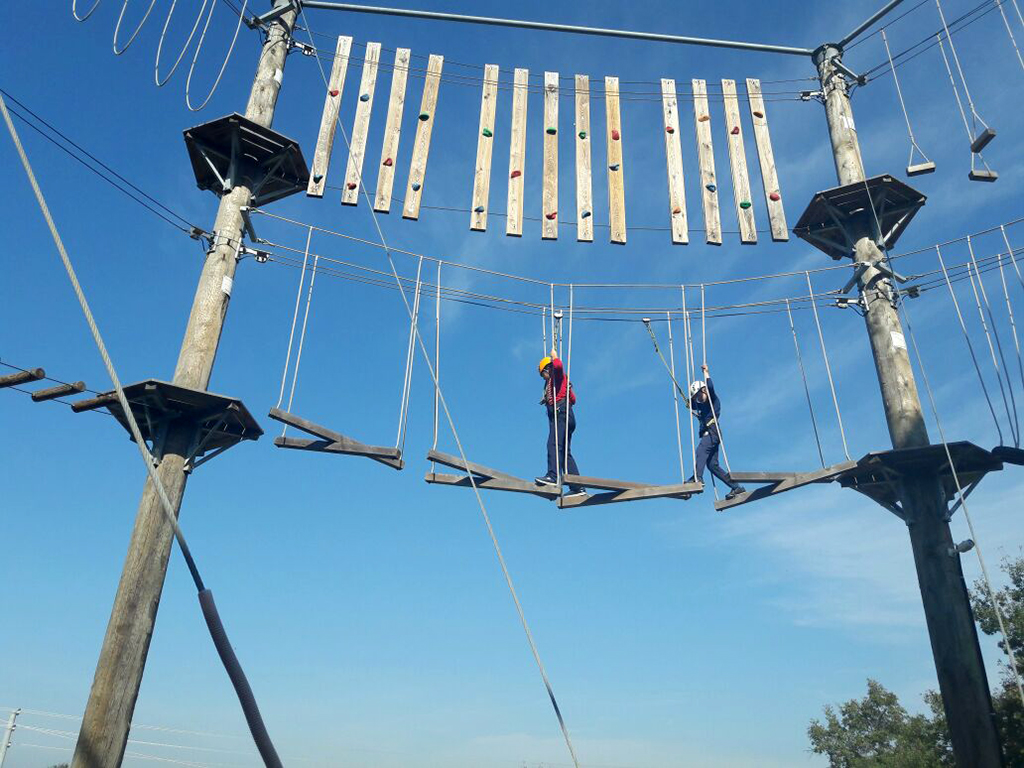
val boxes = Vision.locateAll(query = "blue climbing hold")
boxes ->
[705,183,716,192]
[581,210,592,219]
[474,205,485,213]
[411,182,421,192]
[609,163,620,171]
[359,93,370,102]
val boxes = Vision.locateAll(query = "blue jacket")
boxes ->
[689,377,721,436]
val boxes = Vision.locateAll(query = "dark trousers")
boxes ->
[546,406,580,481]
[694,425,738,489]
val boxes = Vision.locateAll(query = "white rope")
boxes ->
[936,34,995,176]
[681,288,698,480]
[881,29,933,169]
[155,0,211,86]
[275,226,312,410]
[562,285,574,492]
[996,253,1024,398]
[541,306,548,356]
[396,257,424,452]
[995,0,1024,72]
[701,285,733,476]
[185,0,248,112]
[806,271,851,460]
[1004,226,1024,294]
[936,245,1006,444]
[72,0,102,22]
[113,0,157,55]
[283,254,320,436]
[298,10,580,764]
[432,261,441,452]
[936,0,990,130]
[786,298,827,468]
[666,311,686,483]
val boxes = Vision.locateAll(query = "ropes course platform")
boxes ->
[715,441,1005,515]
[558,474,703,508]
[425,450,561,499]
[268,407,404,470]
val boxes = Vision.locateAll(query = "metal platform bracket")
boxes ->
[268,408,404,470]
[183,113,309,206]
[794,174,926,260]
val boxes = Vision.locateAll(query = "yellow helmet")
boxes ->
[538,356,552,373]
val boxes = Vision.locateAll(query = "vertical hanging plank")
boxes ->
[341,42,381,206]
[403,54,444,220]
[692,79,722,246]
[470,63,499,231]
[746,78,789,242]
[506,67,529,237]
[542,71,559,240]
[574,74,593,243]
[307,35,353,198]
[721,79,757,244]
[660,78,688,245]
[373,47,411,213]
[605,76,626,245]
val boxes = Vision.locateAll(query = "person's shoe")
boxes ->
[564,487,588,500]
[725,486,747,501]
[535,474,558,487]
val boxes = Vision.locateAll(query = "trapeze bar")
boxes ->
[268,407,403,470]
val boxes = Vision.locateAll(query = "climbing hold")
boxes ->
[611,129,620,141]
[545,211,557,220]
[672,206,682,215]
[666,125,675,134]
[740,201,752,209]
[346,182,357,190]
[474,205,485,213]
[546,126,557,135]
[359,93,370,102]
[769,192,781,202]
[609,163,620,171]
[511,169,522,179]
[753,110,764,119]
[705,183,716,192]
[418,112,430,121]
[482,128,493,138]
[383,157,393,167]
[411,182,421,192]
[730,126,740,135]
[329,89,339,97]
[313,173,324,183]
[581,210,592,219]
[698,114,710,122]
[578,130,587,139]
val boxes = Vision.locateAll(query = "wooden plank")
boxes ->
[563,473,651,491]
[660,78,688,244]
[559,481,704,509]
[692,79,722,245]
[267,407,400,459]
[426,449,519,481]
[470,63,500,231]
[746,78,789,242]
[341,42,381,206]
[425,472,561,499]
[542,71,559,240]
[722,79,757,244]
[403,53,444,220]
[306,35,353,198]
[604,76,626,245]
[0,368,45,388]
[275,436,404,469]
[714,460,859,511]
[506,67,529,237]
[373,47,411,213]
[574,74,594,242]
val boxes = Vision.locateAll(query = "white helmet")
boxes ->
[689,380,704,397]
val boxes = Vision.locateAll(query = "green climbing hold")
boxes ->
[740,201,752,209]
[482,128,493,138]
[578,130,587,139]
[419,112,430,121]
[546,127,557,135]
[474,205,485,213]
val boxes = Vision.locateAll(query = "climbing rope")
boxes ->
[995,0,1024,72]
[562,285,574,495]
[881,29,934,172]
[995,252,1024,401]
[396,257,424,453]
[806,271,851,460]
[155,0,211,86]
[786,298,826,468]
[299,9,581,765]
[666,312,687,484]
[966,238,1019,446]
[935,245,1006,445]
[72,0,102,22]
[185,0,248,112]
[432,262,441,453]
[275,226,312,411]
[282,254,320,437]
[936,32,995,177]
[113,0,157,55]
[700,285,734,477]
[681,287,698,479]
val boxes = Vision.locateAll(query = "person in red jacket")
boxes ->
[535,353,587,498]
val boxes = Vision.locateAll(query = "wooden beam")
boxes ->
[403,53,444,219]
[660,78,688,244]
[746,78,789,241]
[542,71,559,240]
[341,41,381,206]
[274,435,404,469]
[426,449,519,481]
[714,460,859,511]
[267,407,401,459]
[0,368,45,389]
[306,35,352,198]
[563,473,651,491]
[605,76,626,245]
[574,74,594,242]
[470,63,500,231]
[71,393,118,413]
[558,481,703,508]
[721,78,757,244]
[373,47,411,213]
[425,472,560,499]
[506,67,529,237]
[692,79,722,245]
[31,381,85,402]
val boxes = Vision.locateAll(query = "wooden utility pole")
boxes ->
[0,709,18,768]
[814,44,1003,767]
[70,3,298,766]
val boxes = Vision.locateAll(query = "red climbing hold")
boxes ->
[730,126,740,135]
[347,182,357,190]
[666,125,675,134]
[510,170,522,179]
[672,207,682,215]
[769,192,781,202]
[329,89,339,97]
[698,114,710,122]
[383,157,393,167]
[611,129,620,141]
[545,211,557,220]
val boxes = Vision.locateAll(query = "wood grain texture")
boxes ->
[660,78,688,244]
[341,42,381,206]
[402,54,444,220]
[746,78,789,241]
[373,47,410,213]
[722,79,757,244]
[506,67,529,237]
[574,74,593,242]
[692,78,722,245]
[470,63,499,231]
[306,35,352,198]
[605,76,626,245]
[542,71,559,240]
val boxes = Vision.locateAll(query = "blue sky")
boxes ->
[3,2,1024,767]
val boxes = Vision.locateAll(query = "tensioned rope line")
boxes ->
[396,256,425,454]
[666,311,687,483]
[806,270,851,460]
[0,91,284,768]
[881,28,933,171]
[275,226,313,410]
[935,34,995,177]
[786,297,827,468]
[682,287,698,478]
[282,252,321,437]
[995,0,1024,71]
[700,285,733,477]
[996,234,1024,398]
[298,7,582,765]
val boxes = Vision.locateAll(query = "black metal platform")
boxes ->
[77,379,262,470]
[183,113,309,206]
[268,408,403,470]
[715,442,1004,515]
[793,174,926,260]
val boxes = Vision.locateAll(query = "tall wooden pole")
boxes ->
[815,44,1003,767]
[70,4,298,766]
